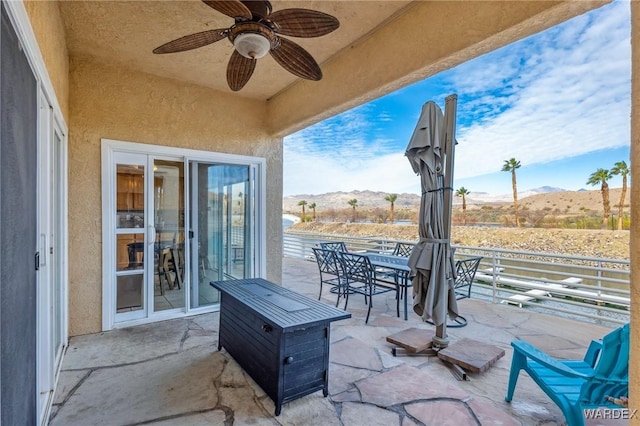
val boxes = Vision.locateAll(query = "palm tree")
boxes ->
[384,193,398,224]
[347,199,358,222]
[308,202,317,221]
[455,187,470,225]
[297,200,307,219]
[501,158,521,227]
[586,168,613,229]
[611,161,629,230]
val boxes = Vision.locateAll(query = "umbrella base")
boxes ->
[437,338,505,373]
[389,347,468,381]
[391,347,438,357]
[425,315,467,328]
[386,327,435,352]
[432,334,450,349]
[440,360,469,381]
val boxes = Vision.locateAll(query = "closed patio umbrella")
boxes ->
[405,95,459,348]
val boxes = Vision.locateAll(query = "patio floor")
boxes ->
[50,257,625,425]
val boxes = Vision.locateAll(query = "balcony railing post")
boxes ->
[492,253,500,304]
[596,257,603,298]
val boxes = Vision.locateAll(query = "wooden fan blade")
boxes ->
[269,9,339,38]
[202,0,252,20]
[270,37,322,81]
[153,29,228,54]
[227,50,256,91]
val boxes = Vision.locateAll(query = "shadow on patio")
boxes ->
[50,257,623,425]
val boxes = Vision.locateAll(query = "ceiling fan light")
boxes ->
[234,33,270,59]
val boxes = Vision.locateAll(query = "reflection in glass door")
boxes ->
[114,155,147,321]
[190,163,252,308]
[152,159,185,312]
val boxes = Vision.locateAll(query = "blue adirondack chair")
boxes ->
[505,323,629,426]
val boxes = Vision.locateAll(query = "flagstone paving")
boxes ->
[49,257,626,425]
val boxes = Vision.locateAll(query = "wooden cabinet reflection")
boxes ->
[117,172,145,212]
[116,234,144,271]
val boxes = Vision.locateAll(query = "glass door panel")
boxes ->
[115,232,144,312]
[153,159,185,312]
[115,162,146,318]
[191,163,251,308]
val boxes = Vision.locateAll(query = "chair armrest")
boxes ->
[582,339,603,367]
[511,340,592,379]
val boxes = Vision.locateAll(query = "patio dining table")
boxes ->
[364,253,411,320]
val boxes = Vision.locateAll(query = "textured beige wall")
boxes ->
[23,0,69,120]
[68,57,282,335]
[631,2,639,420]
[268,1,609,137]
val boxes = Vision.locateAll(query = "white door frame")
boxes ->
[36,94,68,423]
[101,139,266,330]
[51,122,68,369]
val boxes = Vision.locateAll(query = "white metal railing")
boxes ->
[283,231,630,326]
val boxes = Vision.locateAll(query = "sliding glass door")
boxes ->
[152,159,185,312]
[190,163,253,308]
[103,139,265,329]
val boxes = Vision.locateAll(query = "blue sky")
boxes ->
[283,1,630,197]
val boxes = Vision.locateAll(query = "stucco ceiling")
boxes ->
[59,0,414,100]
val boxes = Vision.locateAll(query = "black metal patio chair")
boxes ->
[374,242,413,279]
[319,241,348,252]
[339,251,396,324]
[311,247,348,307]
[389,242,415,298]
[392,242,415,257]
[424,255,482,329]
[454,256,483,300]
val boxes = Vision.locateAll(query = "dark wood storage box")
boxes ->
[210,278,351,415]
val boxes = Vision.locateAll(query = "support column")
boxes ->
[630,1,639,422]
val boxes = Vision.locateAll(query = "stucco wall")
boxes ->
[68,56,282,336]
[23,0,69,120]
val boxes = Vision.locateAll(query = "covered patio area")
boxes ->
[50,257,622,425]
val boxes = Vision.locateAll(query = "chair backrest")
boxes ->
[172,244,185,267]
[580,323,629,405]
[312,247,342,276]
[319,241,348,252]
[339,252,373,284]
[454,256,482,286]
[392,242,415,257]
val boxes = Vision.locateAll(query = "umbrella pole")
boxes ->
[433,94,458,349]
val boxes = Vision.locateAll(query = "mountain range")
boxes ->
[282,186,568,211]
[464,186,567,204]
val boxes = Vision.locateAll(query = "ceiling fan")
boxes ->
[153,0,339,91]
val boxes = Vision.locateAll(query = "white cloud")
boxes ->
[453,2,630,180]
[284,103,419,194]
[284,148,419,195]
[283,1,630,196]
